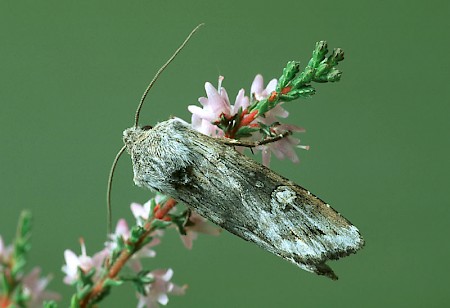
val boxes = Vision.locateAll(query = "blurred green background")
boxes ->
[1,1,448,307]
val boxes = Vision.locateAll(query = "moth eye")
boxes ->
[141,125,153,131]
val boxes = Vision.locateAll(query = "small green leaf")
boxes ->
[149,198,157,216]
[1,272,11,293]
[235,126,258,139]
[140,275,155,284]
[314,67,342,83]
[311,41,328,68]
[11,258,27,276]
[124,270,155,296]
[43,300,58,308]
[130,226,146,244]
[291,68,314,89]
[17,211,32,240]
[70,294,81,308]
[277,61,300,91]
[103,278,123,288]
[76,284,93,301]
[326,68,342,82]
[151,219,172,229]
[169,211,190,235]
[257,122,272,136]
[255,98,270,116]
[315,61,331,77]
[329,48,344,66]
[279,87,315,101]
[134,282,147,296]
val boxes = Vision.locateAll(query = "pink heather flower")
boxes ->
[130,199,165,239]
[62,239,109,285]
[188,76,249,137]
[250,74,278,101]
[180,212,221,250]
[131,194,168,223]
[108,219,161,273]
[131,200,152,223]
[137,268,186,308]
[22,267,60,307]
[258,123,308,166]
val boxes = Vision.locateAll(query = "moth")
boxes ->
[111,25,364,280]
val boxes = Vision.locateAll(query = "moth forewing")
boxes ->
[124,118,364,280]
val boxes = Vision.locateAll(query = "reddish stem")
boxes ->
[154,198,177,219]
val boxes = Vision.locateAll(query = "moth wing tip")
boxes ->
[314,263,339,280]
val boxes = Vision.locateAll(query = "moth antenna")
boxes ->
[106,24,203,234]
[107,145,126,234]
[134,23,204,127]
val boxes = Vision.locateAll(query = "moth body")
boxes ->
[123,118,364,280]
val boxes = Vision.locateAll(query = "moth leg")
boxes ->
[220,130,292,148]
[183,208,192,226]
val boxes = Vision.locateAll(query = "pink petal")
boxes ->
[161,268,174,281]
[130,203,147,219]
[169,283,187,296]
[266,78,277,92]
[92,249,109,269]
[187,105,217,121]
[63,250,79,270]
[180,232,197,250]
[268,104,289,119]
[114,219,129,237]
[251,74,264,95]
[218,88,231,111]
[158,293,169,305]
[205,82,231,116]
[190,113,202,130]
[232,89,249,114]
[128,259,143,273]
[198,96,209,107]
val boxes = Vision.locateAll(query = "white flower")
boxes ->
[62,239,108,285]
[136,268,186,308]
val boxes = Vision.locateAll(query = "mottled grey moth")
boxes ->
[112,25,364,280]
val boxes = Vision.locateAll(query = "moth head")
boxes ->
[122,125,153,152]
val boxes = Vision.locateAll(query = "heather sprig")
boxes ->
[189,41,344,166]
[0,211,60,307]
[250,41,344,113]
[62,195,218,307]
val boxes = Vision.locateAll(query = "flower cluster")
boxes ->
[189,75,308,166]
[61,195,220,307]
[189,41,344,166]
